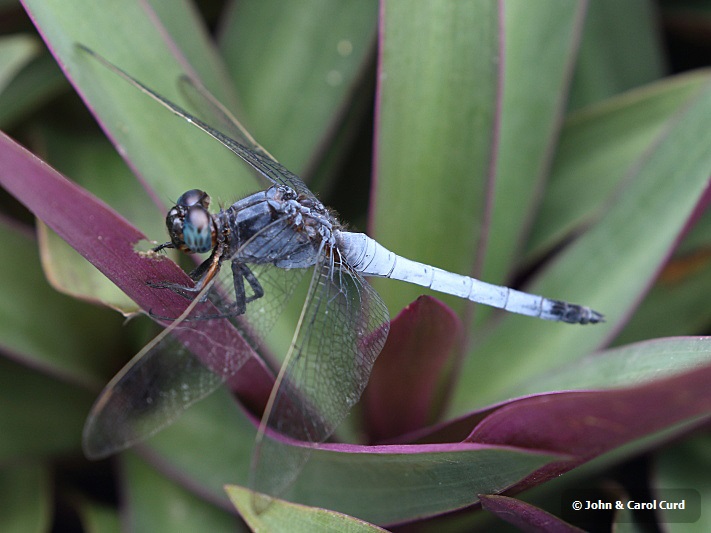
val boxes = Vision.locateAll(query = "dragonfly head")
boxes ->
[165,189,216,254]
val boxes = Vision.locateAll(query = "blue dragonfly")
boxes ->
[78,45,603,504]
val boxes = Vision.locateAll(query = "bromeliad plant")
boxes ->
[0,1,710,531]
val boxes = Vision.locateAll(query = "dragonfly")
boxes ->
[78,45,603,502]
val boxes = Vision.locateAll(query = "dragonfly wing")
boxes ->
[249,247,390,502]
[177,74,313,197]
[82,279,248,459]
[81,267,301,460]
[79,46,314,197]
[83,216,310,459]
[176,75,277,163]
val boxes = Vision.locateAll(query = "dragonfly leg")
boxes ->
[146,279,198,299]
[224,262,264,316]
[147,241,227,305]
[196,262,264,318]
[148,246,223,298]
[147,258,212,301]
[152,241,173,252]
[188,256,213,282]
[236,262,265,304]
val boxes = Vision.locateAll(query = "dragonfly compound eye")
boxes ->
[176,189,211,209]
[181,206,216,253]
[165,204,215,254]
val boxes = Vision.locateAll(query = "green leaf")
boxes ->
[0,52,68,130]
[0,463,50,533]
[452,77,711,411]
[615,201,711,343]
[23,0,254,205]
[220,0,378,175]
[654,435,711,532]
[0,217,120,387]
[74,498,121,533]
[528,71,711,258]
[371,0,498,316]
[615,256,711,344]
[145,0,238,105]
[142,389,559,524]
[289,444,559,524]
[568,0,666,110]
[137,387,255,509]
[0,34,41,94]
[121,453,241,533]
[12,2,711,529]
[512,337,711,397]
[480,0,587,297]
[0,356,95,459]
[227,485,386,533]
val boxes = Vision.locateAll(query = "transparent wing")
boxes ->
[82,219,308,459]
[177,76,276,163]
[176,75,314,198]
[79,45,313,198]
[82,276,235,459]
[249,247,390,503]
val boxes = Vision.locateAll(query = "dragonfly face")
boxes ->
[166,189,217,254]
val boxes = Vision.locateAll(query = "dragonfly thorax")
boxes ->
[166,189,217,254]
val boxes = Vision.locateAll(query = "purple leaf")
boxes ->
[479,494,585,533]
[0,131,274,410]
[361,296,461,442]
[467,362,711,491]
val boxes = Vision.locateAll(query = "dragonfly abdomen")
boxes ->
[337,231,602,325]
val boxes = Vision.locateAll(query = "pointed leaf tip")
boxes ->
[362,295,462,442]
